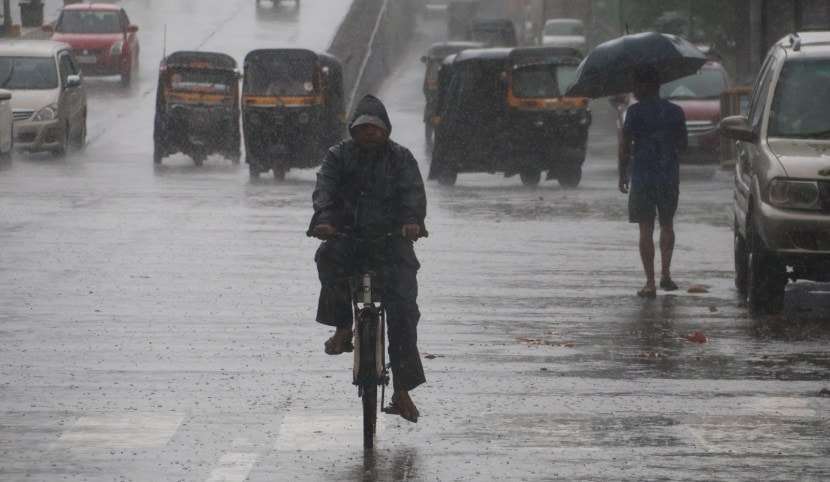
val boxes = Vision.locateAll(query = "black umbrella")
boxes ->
[565,32,708,98]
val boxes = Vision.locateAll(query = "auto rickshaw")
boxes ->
[503,46,591,187]
[429,46,591,187]
[153,51,241,166]
[241,49,345,180]
[421,41,483,146]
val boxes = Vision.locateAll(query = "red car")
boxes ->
[614,60,730,163]
[42,3,139,84]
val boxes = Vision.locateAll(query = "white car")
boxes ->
[0,88,12,162]
[541,18,586,53]
[0,41,87,156]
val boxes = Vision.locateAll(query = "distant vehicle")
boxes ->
[0,89,12,163]
[242,49,345,180]
[153,51,241,166]
[720,31,830,314]
[0,40,87,156]
[541,18,585,53]
[420,41,483,146]
[42,3,139,85]
[420,0,448,18]
[614,60,730,164]
[464,18,518,47]
[447,0,478,39]
[430,46,591,186]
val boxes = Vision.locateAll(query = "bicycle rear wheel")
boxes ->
[358,310,378,449]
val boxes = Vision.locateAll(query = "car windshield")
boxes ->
[544,21,583,36]
[769,59,830,138]
[0,57,58,90]
[168,69,234,94]
[660,68,726,100]
[56,10,121,34]
[512,64,577,98]
[244,59,318,96]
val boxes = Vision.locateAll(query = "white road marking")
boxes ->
[57,412,184,448]
[274,413,385,451]
[205,452,259,482]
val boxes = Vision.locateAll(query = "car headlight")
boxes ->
[768,178,821,210]
[110,41,123,56]
[33,104,58,122]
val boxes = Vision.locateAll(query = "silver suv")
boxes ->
[720,31,830,313]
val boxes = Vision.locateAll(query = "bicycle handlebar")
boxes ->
[306,226,429,241]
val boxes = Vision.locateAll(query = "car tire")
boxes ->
[0,136,12,164]
[734,221,748,295]
[73,115,87,152]
[437,169,457,186]
[249,163,260,179]
[273,166,286,181]
[746,221,786,314]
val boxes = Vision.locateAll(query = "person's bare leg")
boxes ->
[639,221,656,294]
[659,221,675,286]
[392,390,419,422]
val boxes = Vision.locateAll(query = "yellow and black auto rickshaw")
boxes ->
[430,46,591,187]
[241,49,345,180]
[153,51,241,166]
[421,41,482,146]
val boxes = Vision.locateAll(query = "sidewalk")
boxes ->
[1,0,65,41]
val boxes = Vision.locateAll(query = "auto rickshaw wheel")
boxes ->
[273,167,286,181]
[193,153,205,167]
[153,149,162,164]
[520,170,541,187]
[437,170,457,186]
[424,124,433,148]
[249,164,260,179]
[557,165,582,188]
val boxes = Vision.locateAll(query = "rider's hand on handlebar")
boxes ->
[313,224,337,239]
[401,223,420,240]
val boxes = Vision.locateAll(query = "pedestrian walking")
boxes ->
[618,67,688,298]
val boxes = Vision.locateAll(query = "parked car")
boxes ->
[541,18,585,53]
[720,31,830,313]
[614,60,730,164]
[42,3,139,84]
[0,89,12,163]
[0,40,87,156]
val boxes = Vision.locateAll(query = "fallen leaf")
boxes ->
[424,354,437,360]
[687,286,710,293]
[562,342,574,348]
[683,331,708,343]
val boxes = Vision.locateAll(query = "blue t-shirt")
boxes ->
[622,98,687,186]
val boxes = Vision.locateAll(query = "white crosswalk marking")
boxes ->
[205,452,259,482]
[57,412,184,448]
[274,413,385,451]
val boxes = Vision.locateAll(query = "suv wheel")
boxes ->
[734,222,748,295]
[746,223,786,314]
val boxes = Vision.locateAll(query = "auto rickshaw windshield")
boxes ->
[245,59,318,96]
[512,63,577,98]
[168,68,235,93]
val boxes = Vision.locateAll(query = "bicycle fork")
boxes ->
[352,273,390,401]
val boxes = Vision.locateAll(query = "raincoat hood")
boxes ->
[348,94,392,136]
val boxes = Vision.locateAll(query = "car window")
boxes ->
[0,56,58,90]
[768,59,830,138]
[57,10,122,34]
[659,68,727,100]
[120,10,130,29]
[544,21,583,36]
[748,56,777,130]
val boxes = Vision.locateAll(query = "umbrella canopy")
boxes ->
[565,32,708,98]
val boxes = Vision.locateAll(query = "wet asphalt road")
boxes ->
[1,1,830,480]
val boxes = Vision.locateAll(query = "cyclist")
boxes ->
[309,94,427,423]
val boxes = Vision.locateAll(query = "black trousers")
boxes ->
[314,237,426,392]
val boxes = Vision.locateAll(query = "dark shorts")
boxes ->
[628,183,679,225]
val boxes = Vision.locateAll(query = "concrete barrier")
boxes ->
[327,0,416,115]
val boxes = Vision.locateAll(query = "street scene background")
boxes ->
[1,0,829,480]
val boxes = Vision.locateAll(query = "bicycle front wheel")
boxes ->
[358,309,379,449]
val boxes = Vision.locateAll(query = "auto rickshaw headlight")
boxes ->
[533,118,544,127]
[298,112,310,124]
[33,104,58,122]
[304,81,314,92]
[110,41,124,56]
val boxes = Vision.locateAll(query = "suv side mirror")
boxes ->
[65,75,82,89]
[719,115,757,143]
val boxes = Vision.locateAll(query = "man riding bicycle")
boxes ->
[309,94,427,423]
